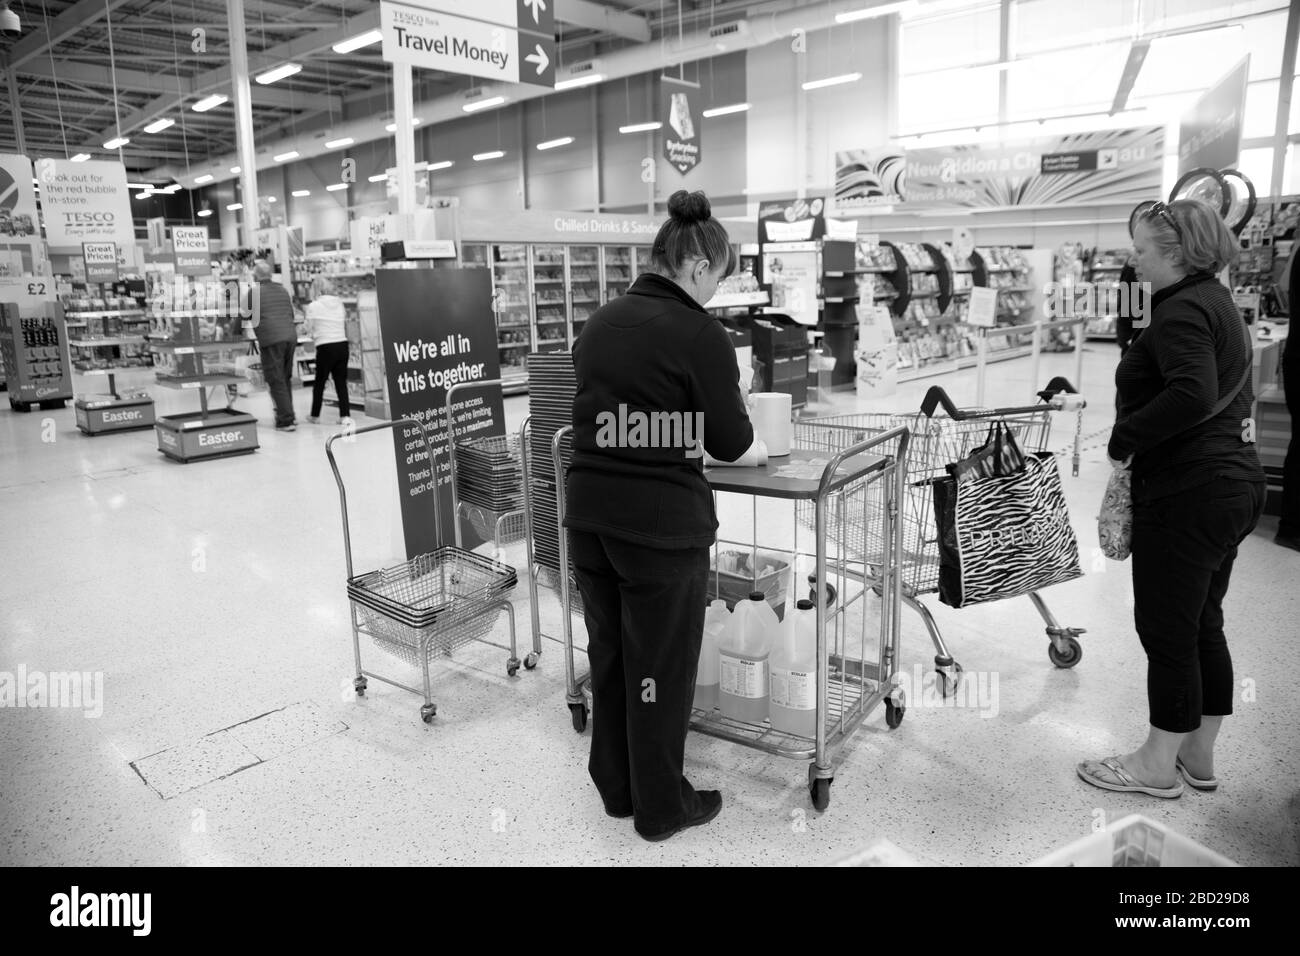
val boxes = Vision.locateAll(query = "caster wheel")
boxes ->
[809,776,832,812]
[569,702,589,733]
[807,574,837,608]
[936,661,963,699]
[524,653,539,670]
[507,659,520,677]
[420,703,437,723]
[353,677,368,697]
[1048,635,1083,669]
[885,698,905,729]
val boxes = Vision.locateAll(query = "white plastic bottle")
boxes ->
[695,599,730,711]
[718,591,779,724]
[770,598,818,738]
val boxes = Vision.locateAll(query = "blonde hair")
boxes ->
[314,275,336,297]
[1140,199,1239,274]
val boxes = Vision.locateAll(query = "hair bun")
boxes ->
[667,189,711,225]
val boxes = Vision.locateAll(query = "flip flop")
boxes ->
[1076,756,1184,799]
[1176,756,1219,792]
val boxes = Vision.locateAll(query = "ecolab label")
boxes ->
[198,429,245,447]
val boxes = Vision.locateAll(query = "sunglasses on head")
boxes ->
[1145,201,1185,243]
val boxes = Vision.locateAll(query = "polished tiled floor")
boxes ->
[1,347,1297,866]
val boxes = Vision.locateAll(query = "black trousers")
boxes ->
[310,341,350,418]
[259,340,298,428]
[569,529,709,837]
[1280,340,1300,538]
[1131,477,1265,733]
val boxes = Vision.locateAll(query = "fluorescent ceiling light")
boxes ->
[103,136,130,149]
[127,182,152,189]
[702,102,750,118]
[619,121,661,134]
[537,136,574,150]
[383,117,422,131]
[555,73,604,91]
[162,184,182,194]
[256,63,302,85]
[462,95,507,113]
[194,174,214,184]
[428,161,454,171]
[197,208,213,217]
[227,203,243,211]
[143,118,175,134]
[333,29,382,54]
[273,150,300,162]
[836,1,919,23]
[192,94,227,112]
[326,183,349,191]
[325,137,354,149]
[802,72,863,91]
[70,153,90,162]
[230,166,241,174]
[266,196,277,203]
[136,191,154,200]
[291,189,311,197]
[368,173,388,182]
[473,150,505,161]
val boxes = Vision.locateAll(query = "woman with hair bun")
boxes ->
[565,189,753,841]
[1079,199,1265,799]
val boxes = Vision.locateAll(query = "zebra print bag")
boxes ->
[933,452,1083,608]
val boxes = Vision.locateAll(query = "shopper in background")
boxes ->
[1079,199,1265,799]
[305,276,352,427]
[565,189,753,842]
[1277,245,1300,551]
[250,260,299,432]
[1115,252,1144,356]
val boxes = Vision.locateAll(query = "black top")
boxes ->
[565,272,755,549]
[1109,272,1264,502]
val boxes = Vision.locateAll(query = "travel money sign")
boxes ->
[380,0,556,88]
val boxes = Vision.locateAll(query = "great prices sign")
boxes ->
[34,159,134,247]
[172,226,212,276]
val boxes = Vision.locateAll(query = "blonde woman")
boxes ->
[305,275,351,426]
[1079,200,1265,799]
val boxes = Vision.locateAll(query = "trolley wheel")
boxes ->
[809,776,832,812]
[569,702,589,733]
[353,676,368,697]
[936,661,963,699]
[885,698,905,729]
[807,574,837,608]
[1048,635,1083,669]
[523,652,539,670]
[507,658,520,677]
[420,703,437,723]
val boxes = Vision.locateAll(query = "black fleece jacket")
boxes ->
[1109,272,1263,502]
[565,272,755,549]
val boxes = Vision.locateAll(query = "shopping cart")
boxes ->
[553,422,912,812]
[326,418,522,724]
[446,380,529,559]
[794,383,1088,697]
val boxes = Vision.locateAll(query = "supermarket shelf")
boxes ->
[704,291,769,309]
[499,342,531,349]
[996,286,1035,294]
[907,291,938,299]
[896,345,1035,383]
[983,267,1026,273]
[68,337,147,347]
[73,366,152,375]
[155,374,245,388]
[537,319,566,326]
[149,341,246,352]
[825,268,892,276]
[62,310,146,319]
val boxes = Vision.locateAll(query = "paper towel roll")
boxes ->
[749,392,792,456]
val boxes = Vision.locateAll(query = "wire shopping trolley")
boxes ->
[553,423,912,812]
[793,383,1088,698]
[446,380,529,561]
[326,418,522,724]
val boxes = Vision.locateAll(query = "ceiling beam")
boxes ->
[7,0,136,69]
[557,0,651,42]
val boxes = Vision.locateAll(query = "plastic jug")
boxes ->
[770,598,818,738]
[694,599,730,712]
[718,591,779,724]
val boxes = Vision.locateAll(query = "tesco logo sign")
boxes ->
[62,212,117,223]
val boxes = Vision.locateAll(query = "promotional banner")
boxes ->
[34,159,134,247]
[761,242,820,327]
[0,153,38,237]
[834,148,906,210]
[758,196,826,242]
[146,217,167,252]
[1178,56,1249,174]
[375,268,505,558]
[855,303,898,397]
[82,242,119,284]
[905,127,1164,207]
[662,77,701,176]
[172,226,212,276]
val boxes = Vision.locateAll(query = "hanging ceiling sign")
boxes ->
[33,159,135,247]
[1178,56,1250,175]
[0,153,39,237]
[172,226,212,276]
[379,0,556,88]
[82,242,119,284]
[662,77,701,175]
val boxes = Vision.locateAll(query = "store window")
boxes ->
[900,2,1001,74]
[1004,44,1130,120]
[1244,80,1279,140]
[898,2,1002,134]
[1013,0,1138,55]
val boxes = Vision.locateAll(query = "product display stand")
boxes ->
[1,301,73,412]
[64,285,157,433]
[72,365,155,435]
